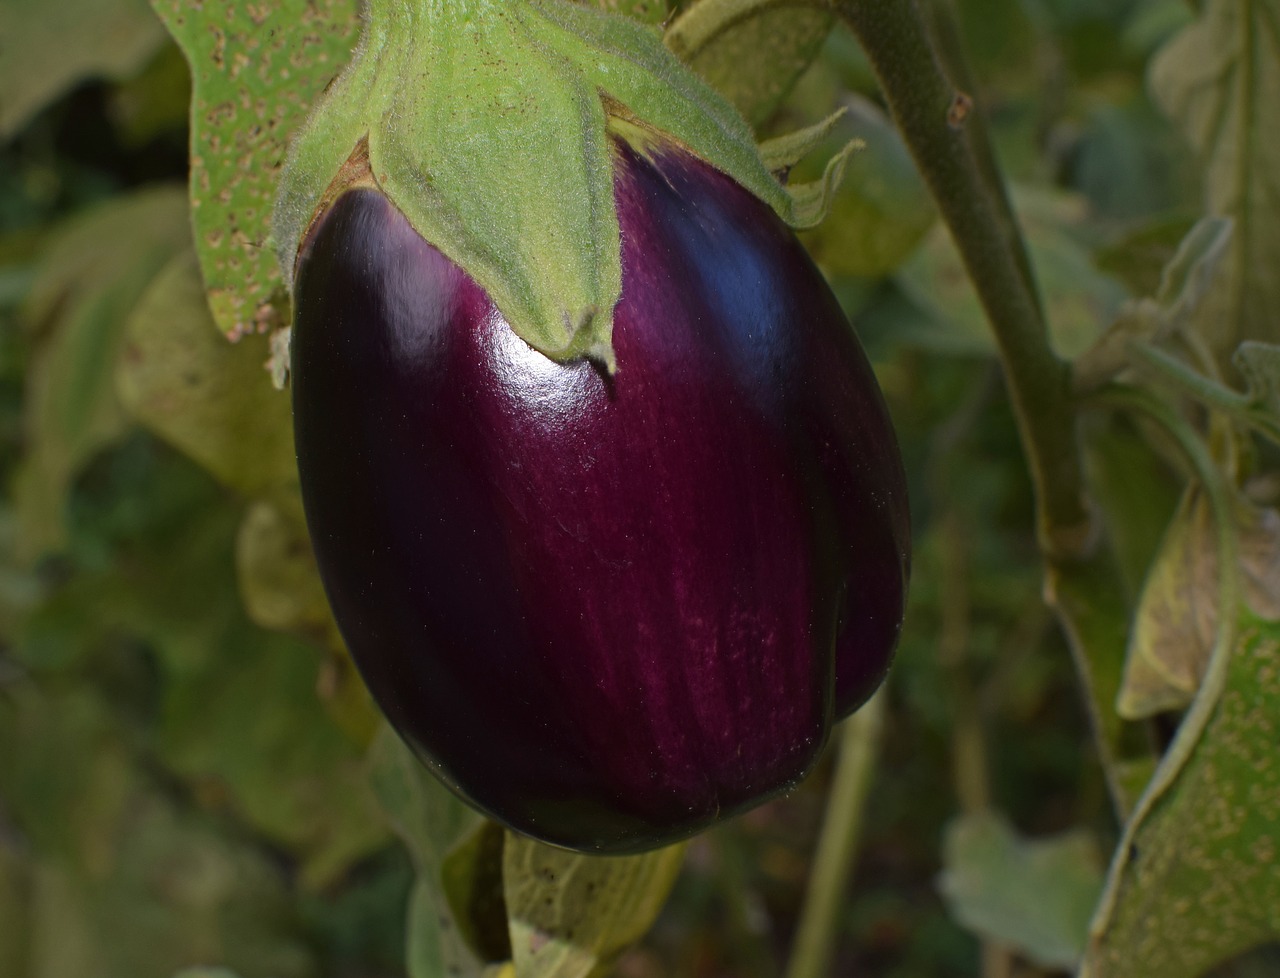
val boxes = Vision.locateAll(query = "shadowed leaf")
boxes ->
[583,0,668,24]
[1235,341,1280,415]
[896,187,1128,358]
[667,2,833,126]
[368,726,488,978]
[13,187,191,559]
[1120,489,1280,718]
[0,0,165,137]
[1149,0,1280,358]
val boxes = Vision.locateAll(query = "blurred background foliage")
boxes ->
[1,0,1278,976]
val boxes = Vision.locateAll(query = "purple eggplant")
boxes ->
[290,138,910,854]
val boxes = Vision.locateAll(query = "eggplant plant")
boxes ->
[4,0,1279,975]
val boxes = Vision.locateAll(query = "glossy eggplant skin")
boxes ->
[291,140,909,853]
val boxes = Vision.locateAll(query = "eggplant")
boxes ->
[290,137,910,854]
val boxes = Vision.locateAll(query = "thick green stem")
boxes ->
[782,692,886,978]
[831,0,1091,558]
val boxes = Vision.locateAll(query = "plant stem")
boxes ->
[831,0,1090,559]
[782,692,886,978]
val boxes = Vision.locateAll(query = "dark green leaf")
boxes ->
[13,187,190,559]
[1081,419,1182,601]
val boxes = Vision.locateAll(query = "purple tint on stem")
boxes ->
[290,139,909,853]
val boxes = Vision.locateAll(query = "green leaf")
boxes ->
[111,42,194,148]
[26,864,102,978]
[938,810,1104,970]
[1119,489,1280,719]
[115,248,299,505]
[81,792,316,978]
[797,95,937,280]
[157,618,390,888]
[234,500,331,639]
[1075,218,1234,394]
[1149,0,1280,358]
[0,0,165,137]
[0,682,316,978]
[895,187,1127,358]
[582,0,668,24]
[441,822,512,964]
[1095,213,1199,298]
[405,876,486,978]
[274,0,805,368]
[1235,341,1280,416]
[0,841,28,978]
[503,833,685,978]
[369,726,486,876]
[1083,617,1280,977]
[1047,553,1159,819]
[0,684,138,869]
[14,437,384,888]
[757,110,848,173]
[1081,419,1182,602]
[149,0,361,336]
[1153,216,1235,317]
[666,0,834,126]
[368,726,488,978]
[13,186,191,559]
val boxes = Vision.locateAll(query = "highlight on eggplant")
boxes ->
[289,136,910,854]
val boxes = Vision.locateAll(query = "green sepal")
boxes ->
[274,0,810,366]
[757,110,861,228]
[758,109,849,173]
